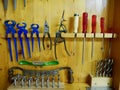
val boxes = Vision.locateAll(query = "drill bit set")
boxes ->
[96,58,114,77]
[8,66,74,88]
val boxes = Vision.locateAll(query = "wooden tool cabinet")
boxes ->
[0,0,120,90]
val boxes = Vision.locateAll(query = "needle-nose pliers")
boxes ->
[42,20,52,50]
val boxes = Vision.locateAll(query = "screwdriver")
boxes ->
[73,13,79,55]
[82,12,88,65]
[3,0,8,17]
[91,15,97,59]
[100,17,105,53]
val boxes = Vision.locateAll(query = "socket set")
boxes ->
[8,67,74,88]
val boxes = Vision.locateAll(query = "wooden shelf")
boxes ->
[0,33,117,39]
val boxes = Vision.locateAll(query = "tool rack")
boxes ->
[0,0,120,90]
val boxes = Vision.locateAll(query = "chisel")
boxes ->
[100,17,105,52]
[3,0,8,17]
[82,12,88,64]
[24,0,26,7]
[13,0,17,10]
[73,13,79,55]
[91,15,97,59]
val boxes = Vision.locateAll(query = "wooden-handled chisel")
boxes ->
[73,13,79,55]
[3,0,8,17]
[91,15,97,59]
[82,12,88,64]
[100,17,105,53]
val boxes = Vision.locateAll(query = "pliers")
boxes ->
[31,24,40,52]
[42,20,52,50]
[4,20,18,61]
[17,22,31,58]
[54,10,70,59]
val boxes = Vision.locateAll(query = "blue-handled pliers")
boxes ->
[4,20,18,61]
[31,24,40,52]
[42,20,52,50]
[17,22,31,58]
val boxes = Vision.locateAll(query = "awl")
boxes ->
[82,12,88,64]
[91,15,97,59]
[100,17,105,53]
[73,13,79,55]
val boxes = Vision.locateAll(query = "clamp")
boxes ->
[42,20,52,50]
[54,10,70,59]
[4,20,18,61]
[31,24,40,52]
[17,22,31,58]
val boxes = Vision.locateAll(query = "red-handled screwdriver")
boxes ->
[82,12,88,64]
[100,17,105,52]
[91,15,97,59]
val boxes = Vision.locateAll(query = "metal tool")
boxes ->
[13,0,17,10]
[24,0,26,7]
[73,13,79,55]
[8,66,74,87]
[82,12,88,64]
[31,24,40,52]
[5,20,18,61]
[91,15,97,59]
[100,17,105,53]
[54,10,70,59]
[3,0,8,16]
[42,20,52,50]
[17,22,31,58]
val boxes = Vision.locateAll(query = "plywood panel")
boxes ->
[0,0,115,89]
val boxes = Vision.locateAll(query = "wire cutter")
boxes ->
[4,20,18,61]
[42,20,52,50]
[17,22,31,58]
[54,10,70,59]
[31,24,40,52]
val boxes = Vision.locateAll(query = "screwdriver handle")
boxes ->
[82,12,88,33]
[74,13,79,33]
[92,15,97,33]
[100,17,105,33]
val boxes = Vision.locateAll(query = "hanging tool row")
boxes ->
[5,11,110,65]
[8,66,74,88]
[96,58,113,77]
[3,0,26,16]
[73,12,107,64]
[5,11,70,62]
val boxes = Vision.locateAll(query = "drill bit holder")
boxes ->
[8,66,74,88]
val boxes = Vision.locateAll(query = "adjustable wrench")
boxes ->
[91,15,97,59]
[82,12,88,64]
